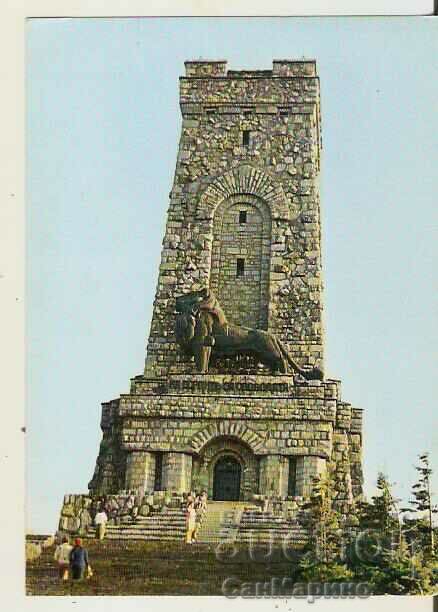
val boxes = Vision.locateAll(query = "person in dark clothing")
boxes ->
[69,537,89,580]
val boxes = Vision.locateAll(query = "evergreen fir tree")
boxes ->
[402,453,437,557]
[301,464,343,564]
[351,473,400,566]
[357,473,403,554]
[351,470,437,594]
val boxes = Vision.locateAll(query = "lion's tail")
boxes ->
[278,341,323,380]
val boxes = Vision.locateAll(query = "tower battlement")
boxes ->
[183,59,317,78]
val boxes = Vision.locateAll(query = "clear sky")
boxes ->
[26,16,437,534]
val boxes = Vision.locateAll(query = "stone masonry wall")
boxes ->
[144,59,323,378]
[125,451,156,495]
[89,375,363,503]
[161,452,193,493]
[88,400,126,496]
[119,413,333,457]
[296,456,326,497]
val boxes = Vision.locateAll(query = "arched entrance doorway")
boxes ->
[191,434,259,500]
[213,456,241,501]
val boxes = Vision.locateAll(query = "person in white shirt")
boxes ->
[53,536,73,580]
[199,491,208,518]
[94,509,108,540]
[185,503,197,544]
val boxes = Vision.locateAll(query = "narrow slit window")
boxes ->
[239,210,247,224]
[154,452,163,491]
[288,457,297,497]
[242,130,250,146]
[236,258,245,277]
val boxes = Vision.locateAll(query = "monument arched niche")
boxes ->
[209,194,272,330]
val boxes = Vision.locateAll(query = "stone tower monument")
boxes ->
[88,60,363,509]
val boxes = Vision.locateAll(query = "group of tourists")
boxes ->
[88,494,141,540]
[53,490,208,581]
[91,494,138,530]
[185,491,208,544]
[53,537,91,582]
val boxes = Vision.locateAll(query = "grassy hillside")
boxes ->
[26,538,300,596]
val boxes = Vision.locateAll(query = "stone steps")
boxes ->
[87,508,188,542]
[239,522,304,529]
[135,518,186,525]
[238,538,307,544]
[90,521,185,528]
[238,528,307,535]
[89,527,186,536]
[239,526,301,531]
[195,501,258,543]
[105,523,186,530]
[238,532,307,540]
[84,503,308,547]
[235,508,309,548]
[101,533,186,541]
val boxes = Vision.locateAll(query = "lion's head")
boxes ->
[176,287,228,326]
[175,287,210,316]
[175,287,229,353]
[175,288,209,351]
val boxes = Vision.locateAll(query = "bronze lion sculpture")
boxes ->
[175,288,323,379]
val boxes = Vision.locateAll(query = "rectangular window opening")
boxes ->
[239,210,247,224]
[154,452,163,491]
[242,130,250,147]
[236,258,245,278]
[288,457,297,497]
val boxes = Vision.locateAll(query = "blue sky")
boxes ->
[27,17,437,534]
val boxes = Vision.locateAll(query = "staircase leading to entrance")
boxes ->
[84,501,309,548]
[195,501,257,544]
[87,508,187,541]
